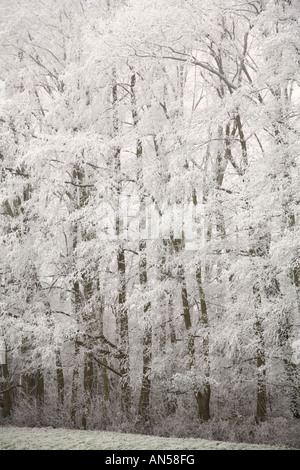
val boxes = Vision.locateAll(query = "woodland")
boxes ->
[0,0,300,447]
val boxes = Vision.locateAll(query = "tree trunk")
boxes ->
[110,66,131,413]
[1,348,12,418]
[97,295,109,403]
[137,242,152,421]
[55,349,65,406]
[195,264,211,421]
[70,222,81,425]
[71,341,80,425]
[82,352,94,429]
[131,72,153,421]
[253,284,267,422]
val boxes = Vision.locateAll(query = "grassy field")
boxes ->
[0,426,293,450]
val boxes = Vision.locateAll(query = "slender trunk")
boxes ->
[71,341,80,425]
[82,352,94,429]
[55,349,64,406]
[98,295,109,402]
[83,357,93,392]
[102,356,109,402]
[280,160,300,417]
[137,241,152,420]
[195,264,210,421]
[111,68,131,413]
[131,72,152,421]
[70,241,81,424]
[35,368,44,417]
[116,245,130,412]
[36,368,44,401]
[193,177,211,421]
[1,348,12,418]
[253,283,267,422]
[283,357,300,419]
[173,239,192,329]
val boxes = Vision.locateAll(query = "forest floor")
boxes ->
[0,426,294,450]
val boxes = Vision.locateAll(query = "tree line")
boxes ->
[0,0,300,434]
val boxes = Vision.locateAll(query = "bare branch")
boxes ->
[0,384,24,394]
[64,181,94,188]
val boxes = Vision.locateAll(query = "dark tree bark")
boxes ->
[1,349,12,418]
